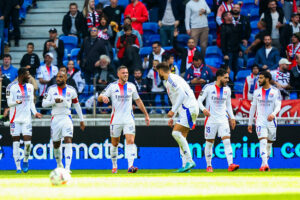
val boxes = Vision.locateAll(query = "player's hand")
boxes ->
[230,119,236,130]
[145,115,150,126]
[35,113,43,119]
[16,100,22,104]
[102,96,110,104]
[202,109,210,117]
[168,118,174,127]
[267,114,275,122]
[55,98,63,103]
[248,125,253,133]
[167,110,175,118]
[80,121,85,131]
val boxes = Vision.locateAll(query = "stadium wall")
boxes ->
[0,126,299,170]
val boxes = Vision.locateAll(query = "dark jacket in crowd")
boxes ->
[3,0,23,18]
[158,0,181,21]
[262,7,284,37]
[62,11,88,38]
[0,0,5,17]
[290,65,300,97]
[220,23,242,56]
[173,36,200,74]
[43,39,65,67]
[1,74,11,110]
[280,23,294,56]
[103,5,124,26]
[252,29,269,53]
[77,37,107,74]
[20,53,40,76]
[234,15,251,41]
[130,77,151,107]
[255,46,280,70]
[46,75,78,92]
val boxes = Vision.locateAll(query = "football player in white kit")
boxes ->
[6,68,42,173]
[248,71,282,171]
[42,71,85,172]
[155,62,199,173]
[98,66,150,174]
[198,69,239,172]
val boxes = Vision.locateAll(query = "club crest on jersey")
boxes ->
[269,93,274,97]
[67,92,71,97]
[128,88,132,92]
[224,91,227,95]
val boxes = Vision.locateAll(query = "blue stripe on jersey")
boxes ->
[265,88,271,101]
[124,83,127,96]
[220,87,223,99]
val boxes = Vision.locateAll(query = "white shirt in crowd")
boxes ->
[147,68,165,92]
[185,0,211,30]
[37,64,58,96]
[260,12,286,40]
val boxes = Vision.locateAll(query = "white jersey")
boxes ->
[6,81,37,123]
[101,81,140,125]
[37,64,58,96]
[198,82,235,124]
[164,73,198,113]
[249,87,282,127]
[243,73,259,101]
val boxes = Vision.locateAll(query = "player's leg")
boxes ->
[61,118,74,172]
[11,122,21,173]
[51,118,63,168]
[110,124,122,173]
[53,140,63,168]
[265,126,276,171]
[204,123,217,172]
[124,124,138,173]
[257,126,269,171]
[22,122,32,173]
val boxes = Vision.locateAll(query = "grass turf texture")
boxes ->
[0,169,299,200]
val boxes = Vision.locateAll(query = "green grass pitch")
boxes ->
[0,169,299,200]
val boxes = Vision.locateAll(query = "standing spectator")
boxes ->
[77,27,107,84]
[185,0,210,58]
[216,0,233,26]
[184,53,213,98]
[221,11,242,76]
[286,33,300,69]
[163,53,179,75]
[116,24,141,74]
[0,67,10,121]
[281,13,300,56]
[245,20,268,54]
[43,28,64,67]
[124,0,149,35]
[243,65,260,101]
[0,0,5,58]
[270,58,292,99]
[20,42,40,77]
[0,54,18,82]
[173,29,200,75]
[142,41,165,70]
[98,15,113,41]
[255,35,281,71]
[62,2,88,41]
[255,0,269,16]
[3,0,23,46]
[282,0,294,21]
[103,0,124,27]
[260,0,286,50]
[67,60,85,94]
[287,13,300,34]
[114,16,143,48]
[83,0,100,28]
[158,0,181,47]
[290,54,300,97]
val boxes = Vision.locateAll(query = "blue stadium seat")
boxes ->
[63,49,68,61]
[290,92,298,100]
[177,34,190,47]
[208,34,213,46]
[250,9,260,21]
[144,34,160,46]
[250,21,259,34]
[63,60,68,67]
[60,36,78,54]
[70,48,80,61]
[229,71,234,81]
[205,45,223,58]
[140,47,152,58]
[234,82,244,94]
[208,21,217,35]
[207,0,213,7]
[247,58,255,68]
[0,38,2,56]
[249,33,256,43]
[238,58,244,69]
[118,0,129,7]
[207,12,215,22]
[143,22,159,34]
[205,57,221,68]
[236,70,251,82]
[149,7,159,22]
[163,46,173,51]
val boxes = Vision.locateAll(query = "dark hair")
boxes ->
[134,68,142,73]
[193,52,203,61]
[27,42,34,47]
[162,53,174,61]
[117,65,128,71]
[216,68,228,78]
[69,2,78,8]
[18,67,28,77]
[264,35,272,39]
[156,62,170,72]
[222,11,231,20]
[124,16,132,22]
[220,64,230,71]
[3,54,11,60]
[268,0,277,4]
[59,65,68,70]
[259,71,272,81]
[95,3,103,10]
[124,24,132,32]
[252,64,259,70]
[100,14,108,22]
[152,41,161,46]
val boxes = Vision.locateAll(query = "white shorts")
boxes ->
[176,106,199,129]
[110,123,135,138]
[256,124,277,141]
[10,122,32,137]
[51,115,73,142]
[204,122,230,140]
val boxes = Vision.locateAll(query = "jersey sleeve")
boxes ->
[272,89,282,116]
[101,84,112,98]
[30,85,38,115]
[197,85,209,111]
[6,85,18,107]
[132,84,140,100]
[37,67,43,79]
[42,87,55,107]
[71,89,79,104]
[248,91,258,125]
[226,89,235,119]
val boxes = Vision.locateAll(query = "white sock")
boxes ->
[23,141,31,163]
[126,144,137,168]
[223,139,233,166]
[53,148,63,168]
[13,141,21,170]
[205,141,213,167]
[267,143,272,161]
[172,131,193,163]
[180,148,187,168]
[260,139,268,166]
[64,143,73,170]
[111,145,118,169]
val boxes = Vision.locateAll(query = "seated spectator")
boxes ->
[114,16,143,48]
[20,42,40,77]
[124,0,149,35]
[94,55,117,90]
[163,53,179,75]
[116,24,141,74]
[220,64,235,97]
[281,13,300,54]
[98,15,113,41]
[243,65,260,101]
[67,60,85,94]
[47,66,78,92]
[286,33,300,70]
[43,28,64,67]
[290,54,300,98]
[103,0,124,27]
[173,29,200,75]
[83,0,100,28]
[184,53,213,98]
[77,27,107,84]
[270,58,292,100]
[1,54,18,82]
[0,67,11,121]
[255,35,280,71]
[147,60,166,114]
[246,20,268,54]
[158,0,181,47]
[62,2,88,41]
[143,41,165,70]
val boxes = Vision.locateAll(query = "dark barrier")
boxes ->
[0,126,299,170]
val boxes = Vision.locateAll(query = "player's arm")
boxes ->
[197,86,210,117]
[248,92,257,133]
[30,89,42,118]
[268,90,282,121]
[97,84,111,104]
[72,96,85,131]
[6,87,21,107]
[42,89,55,107]
[226,89,236,130]
[168,85,186,118]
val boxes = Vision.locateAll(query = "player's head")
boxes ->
[117,66,129,82]
[156,62,170,80]
[252,64,260,75]
[216,68,229,87]
[18,68,30,83]
[59,66,67,74]
[258,71,272,87]
[193,53,203,68]
[56,71,67,86]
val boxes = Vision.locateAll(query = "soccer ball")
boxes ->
[49,168,71,186]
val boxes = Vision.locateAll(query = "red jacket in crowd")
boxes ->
[124,1,149,35]
[116,34,140,59]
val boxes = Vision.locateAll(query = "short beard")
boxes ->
[57,82,65,86]
[259,80,266,87]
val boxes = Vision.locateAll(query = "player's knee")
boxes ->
[172,131,182,139]
[111,141,119,147]
[206,139,214,143]
[53,142,61,149]
[12,136,20,142]
[64,137,72,144]
[222,136,231,140]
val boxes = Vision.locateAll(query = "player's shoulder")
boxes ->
[47,84,57,93]
[271,86,280,93]
[127,81,137,88]
[202,82,214,91]
[26,83,34,89]
[253,88,261,95]
[224,85,231,91]
[167,74,178,87]
[7,81,18,90]
[67,85,77,92]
